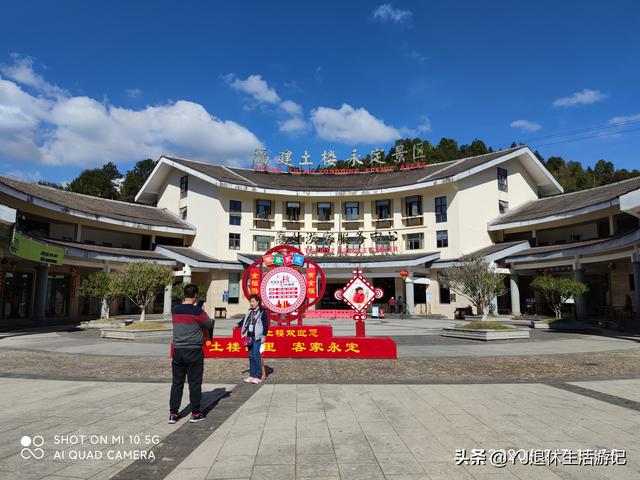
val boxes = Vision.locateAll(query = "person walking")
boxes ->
[237,294,270,384]
[388,296,396,314]
[169,284,214,424]
[397,295,404,315]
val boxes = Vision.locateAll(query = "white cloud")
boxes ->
[278,117,309,134]
[0,58,262,167]
[510,119,542,132]
[224,73,280,104]
[608,113,640,125]
[0,54,67,99]
[126,88,142,99]
[280,100,303,116]
[5,169,43,183]
[311,104,401,144]
[372,4,413,23]
[552,89,607,107]
[400,116,431,137]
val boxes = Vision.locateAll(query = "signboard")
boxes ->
[260,266,307,314]
[10,231,64,265]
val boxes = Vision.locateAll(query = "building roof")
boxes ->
[0,176,195,234]
[43,238,175,263]
[504,228,640,263]
[136,146,563,200]
[489,176,640,230]
[155,245,242,269]
[460,240,531,261]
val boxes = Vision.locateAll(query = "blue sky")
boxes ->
[0,0,638,183]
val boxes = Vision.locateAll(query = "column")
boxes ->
[33,265,49,320]
[509,270,521,316]
[183,264,192,284]
[633,254,640,321]
[163,282,173,315]
[405,273,415,316]
[490,296,498,315]
[574,263,587,321]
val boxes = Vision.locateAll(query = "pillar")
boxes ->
[405,273,415,316]
[490,296,498,315]
[633,255,640,321]
[509,270,521,316]
[574,264,587,321]
[163,282,173,315]
[183,264,192,284]
[33,265,49,320]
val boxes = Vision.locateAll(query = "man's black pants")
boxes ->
[170,347,204,414]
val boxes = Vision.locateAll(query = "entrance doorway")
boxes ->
[45,274,69,317]
[1,272,33,320]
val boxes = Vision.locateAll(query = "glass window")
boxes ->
[179,206,187,220]
[229,215,241,226]
[228,233,240,250]
[436,230,448,248]
[438,272,450,304]
[406,233,423,250]
[405,196,422,217]
[344,202,359,221]
[375,199,391,219]
[435,196,447,223]
[317,202,332,221]
[228,272,240,304]
[254,235,271,252]
[256,199,272,219]
[230,200,242,212]
[499,200,509,214]
[498,167,508,192]
[180,175,188,197]
[286,201,301,221]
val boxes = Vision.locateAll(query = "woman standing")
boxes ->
[238,294,270,384]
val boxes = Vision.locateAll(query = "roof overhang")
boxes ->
[488,199,619,231]
[136,147,563,200]
[237,252,441,269]
[620,188,640,219]
[0,182,195,235]
[155,246,243,270]
[42,240,176,265]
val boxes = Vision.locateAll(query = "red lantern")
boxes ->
[399,270,409,278]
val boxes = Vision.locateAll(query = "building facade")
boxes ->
[1,146,638,326]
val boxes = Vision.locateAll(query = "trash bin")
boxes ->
[214,307,227,318]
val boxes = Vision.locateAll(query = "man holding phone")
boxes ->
[168,284,214,424]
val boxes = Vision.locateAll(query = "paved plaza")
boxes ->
[1,318,639,479]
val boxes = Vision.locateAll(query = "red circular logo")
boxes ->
[259,267,307,314]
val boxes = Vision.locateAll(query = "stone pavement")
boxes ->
[1,378,640,479]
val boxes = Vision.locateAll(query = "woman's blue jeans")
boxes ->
[248,338,262,379]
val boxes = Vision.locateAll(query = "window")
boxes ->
[406,233,423,250]
[570,234,582,243]
[498,167,508,192]
[286,202,301,221]
[405,196,422,217]
[499,200,509,214]
[228,272,240,304]
[630,274,635,292]
[344,202,359,221]
[435,196,447,223]
[180,175,188,197]
[375,199,391,219]
[256,199,272,219]
[254,235,272,252]
[438,272,451,304]
[230,200,241,212]
[317,202,332,221]
[228,233,240,250]
[179,206,188,220]
[229,215,241,226]
[436,230,448,248]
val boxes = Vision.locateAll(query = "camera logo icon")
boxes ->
[20,435,45,460]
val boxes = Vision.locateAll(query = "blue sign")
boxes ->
[222,290,229,302]
[292,253,305,267]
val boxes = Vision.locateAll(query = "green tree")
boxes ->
[37,181,65,189]
[112,262,174,322]
[79,271,118,318]
[171,282,209,303]
[531,276,588,319]
[442,256,508,319]
[120,159,158,202]
[67,162,122,199]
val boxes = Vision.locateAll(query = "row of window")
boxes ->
[226,197,450,224]
[228,231,449,251]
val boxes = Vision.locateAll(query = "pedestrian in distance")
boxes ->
[168,284,214,424]
[236,294,270,384]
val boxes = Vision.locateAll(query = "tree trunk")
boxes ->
[481,307,488,320]
[140,306,146,322]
